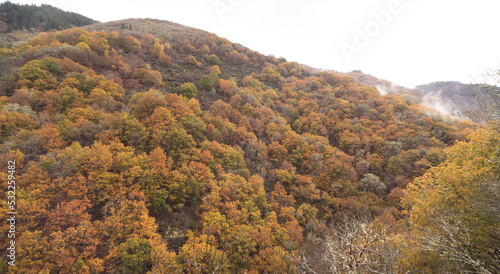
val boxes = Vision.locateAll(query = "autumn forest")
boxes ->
[0,3,499,273]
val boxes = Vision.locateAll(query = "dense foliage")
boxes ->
[0,2,97,33]
[0,18,496,273]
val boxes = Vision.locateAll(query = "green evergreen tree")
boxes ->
[200,75,214,91]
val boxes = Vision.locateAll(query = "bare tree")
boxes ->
[468,69,500,122]
[409,178,500,273]
[296,214,404,274]
[413,208,497,274]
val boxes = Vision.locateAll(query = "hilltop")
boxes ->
[0,2,97,33]
[0,2,97,50]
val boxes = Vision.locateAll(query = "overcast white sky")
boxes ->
[3,0,500,88]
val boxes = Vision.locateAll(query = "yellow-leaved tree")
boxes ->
[402,124,500,273]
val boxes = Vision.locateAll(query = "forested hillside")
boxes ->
[0,18,497,273]
[0,2,97,33]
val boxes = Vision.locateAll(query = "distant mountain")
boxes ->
[416,81,500,123]
[0,1,97,33]
[346,70,499,123]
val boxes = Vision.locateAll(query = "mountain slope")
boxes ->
[0,18,483,273]
[82,18,291,93]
